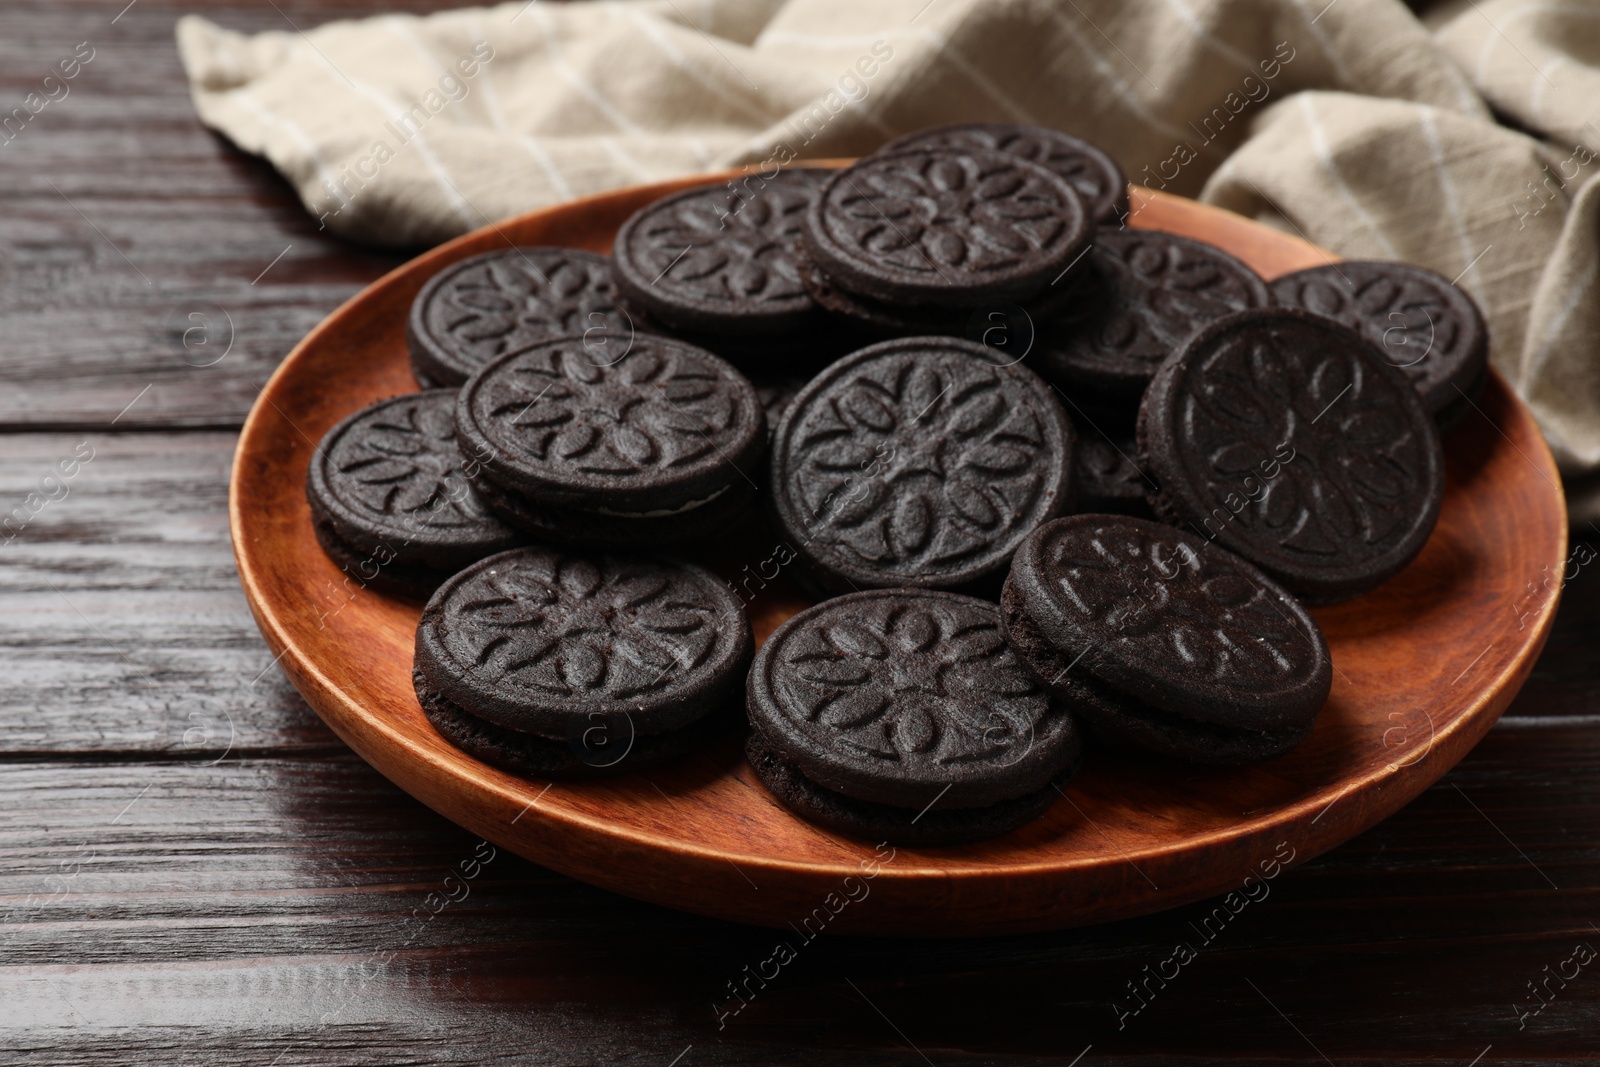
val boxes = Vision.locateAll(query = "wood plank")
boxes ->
[0,432,334,755]
[2,726,1598,1060]
[0,0,448,430]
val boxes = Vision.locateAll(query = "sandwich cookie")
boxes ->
[799,148,1093,321]
[611,168,849,361]
[746,588,1082,845]
[1269,260,1490,428]
[1003,515,1332,764]
[1031,229,1271,399]
[877,122,1129,224]
[455,333,765,548]
[768,336,1076,595]
[415,545,751,778]
[1138,308,1445,604]
[305,390,521,597]
[408,248,633,387]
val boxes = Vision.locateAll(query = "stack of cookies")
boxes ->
[306,122,1482,846]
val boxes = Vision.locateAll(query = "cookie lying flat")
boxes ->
[455,333,765,548]
[877,122,1129,224]
[1003,515,1331,765]
[746,589,1081,845]
[408,248,633,387]
[414,545,751,778]
[1269,261,1489,427]
[767,336,1076,594]
[801,148,1093,310]
[611,167,833,339]
[305,390,521,598]
[1031,230,1270,398]
[1139,308,1445,605]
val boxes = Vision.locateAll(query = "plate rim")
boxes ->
[231,168,1569,933]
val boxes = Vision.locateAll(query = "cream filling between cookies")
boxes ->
[592,484,731,520]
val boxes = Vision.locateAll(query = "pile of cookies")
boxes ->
[306,123,1485,846]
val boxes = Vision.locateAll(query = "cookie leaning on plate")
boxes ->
[414,545,752,778]
[407,248,633,387]
[1138,308,1445,605]
[767,336,1076,595]
[1003,515,1332,765]
[746,588,1082,845]
[305,390,521,598]
[455,333,766,548]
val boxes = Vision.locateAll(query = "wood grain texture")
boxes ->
[0,1,454,431]
[0,433,338,756]
[4,727,1600,1061]
[3,0,1599,1059]
[231,175,1567,935]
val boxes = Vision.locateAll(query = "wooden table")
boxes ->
[4,2,1598,1062]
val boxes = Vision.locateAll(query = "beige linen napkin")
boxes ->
[177,0,1600,524]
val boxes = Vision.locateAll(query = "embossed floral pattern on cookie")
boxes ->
[1173,317,1436,560]
[771,337,1073,589]
[1270,261,1487,415]
[769,594,1049,766]
[323,394,494,527]
[413,249,630,381]
[443,553,721,699]
[804,149,1092,305]
[615,170,824,313]
[459,334,762,502]
[880,122,1128,222]
[1035,230,1270,392]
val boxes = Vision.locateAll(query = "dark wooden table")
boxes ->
[4,2,1599,1062]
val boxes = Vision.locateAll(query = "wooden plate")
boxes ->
[232,172,1567,936]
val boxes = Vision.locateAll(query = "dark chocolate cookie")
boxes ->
[305,390,521,597]
[795,243,1082,340]
[611,291,861,369]
[802,148,1093,308]
[746,589,1081,843]
[746,735,1073,847]
[611,168,832,338]
[1073,432,1153,517]
[878,122,1128,224]
[414,545,751,778]
[1138,308,1445,605]
[408,248,633,387]
[1032,230,1271,396]
[1269,261,1489,423]
[419,665,736,780]
[455,333,765,545]
[768,336,1075,594]
[1003,515,1331,764]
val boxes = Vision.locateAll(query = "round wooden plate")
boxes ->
[232,172,1567,936]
